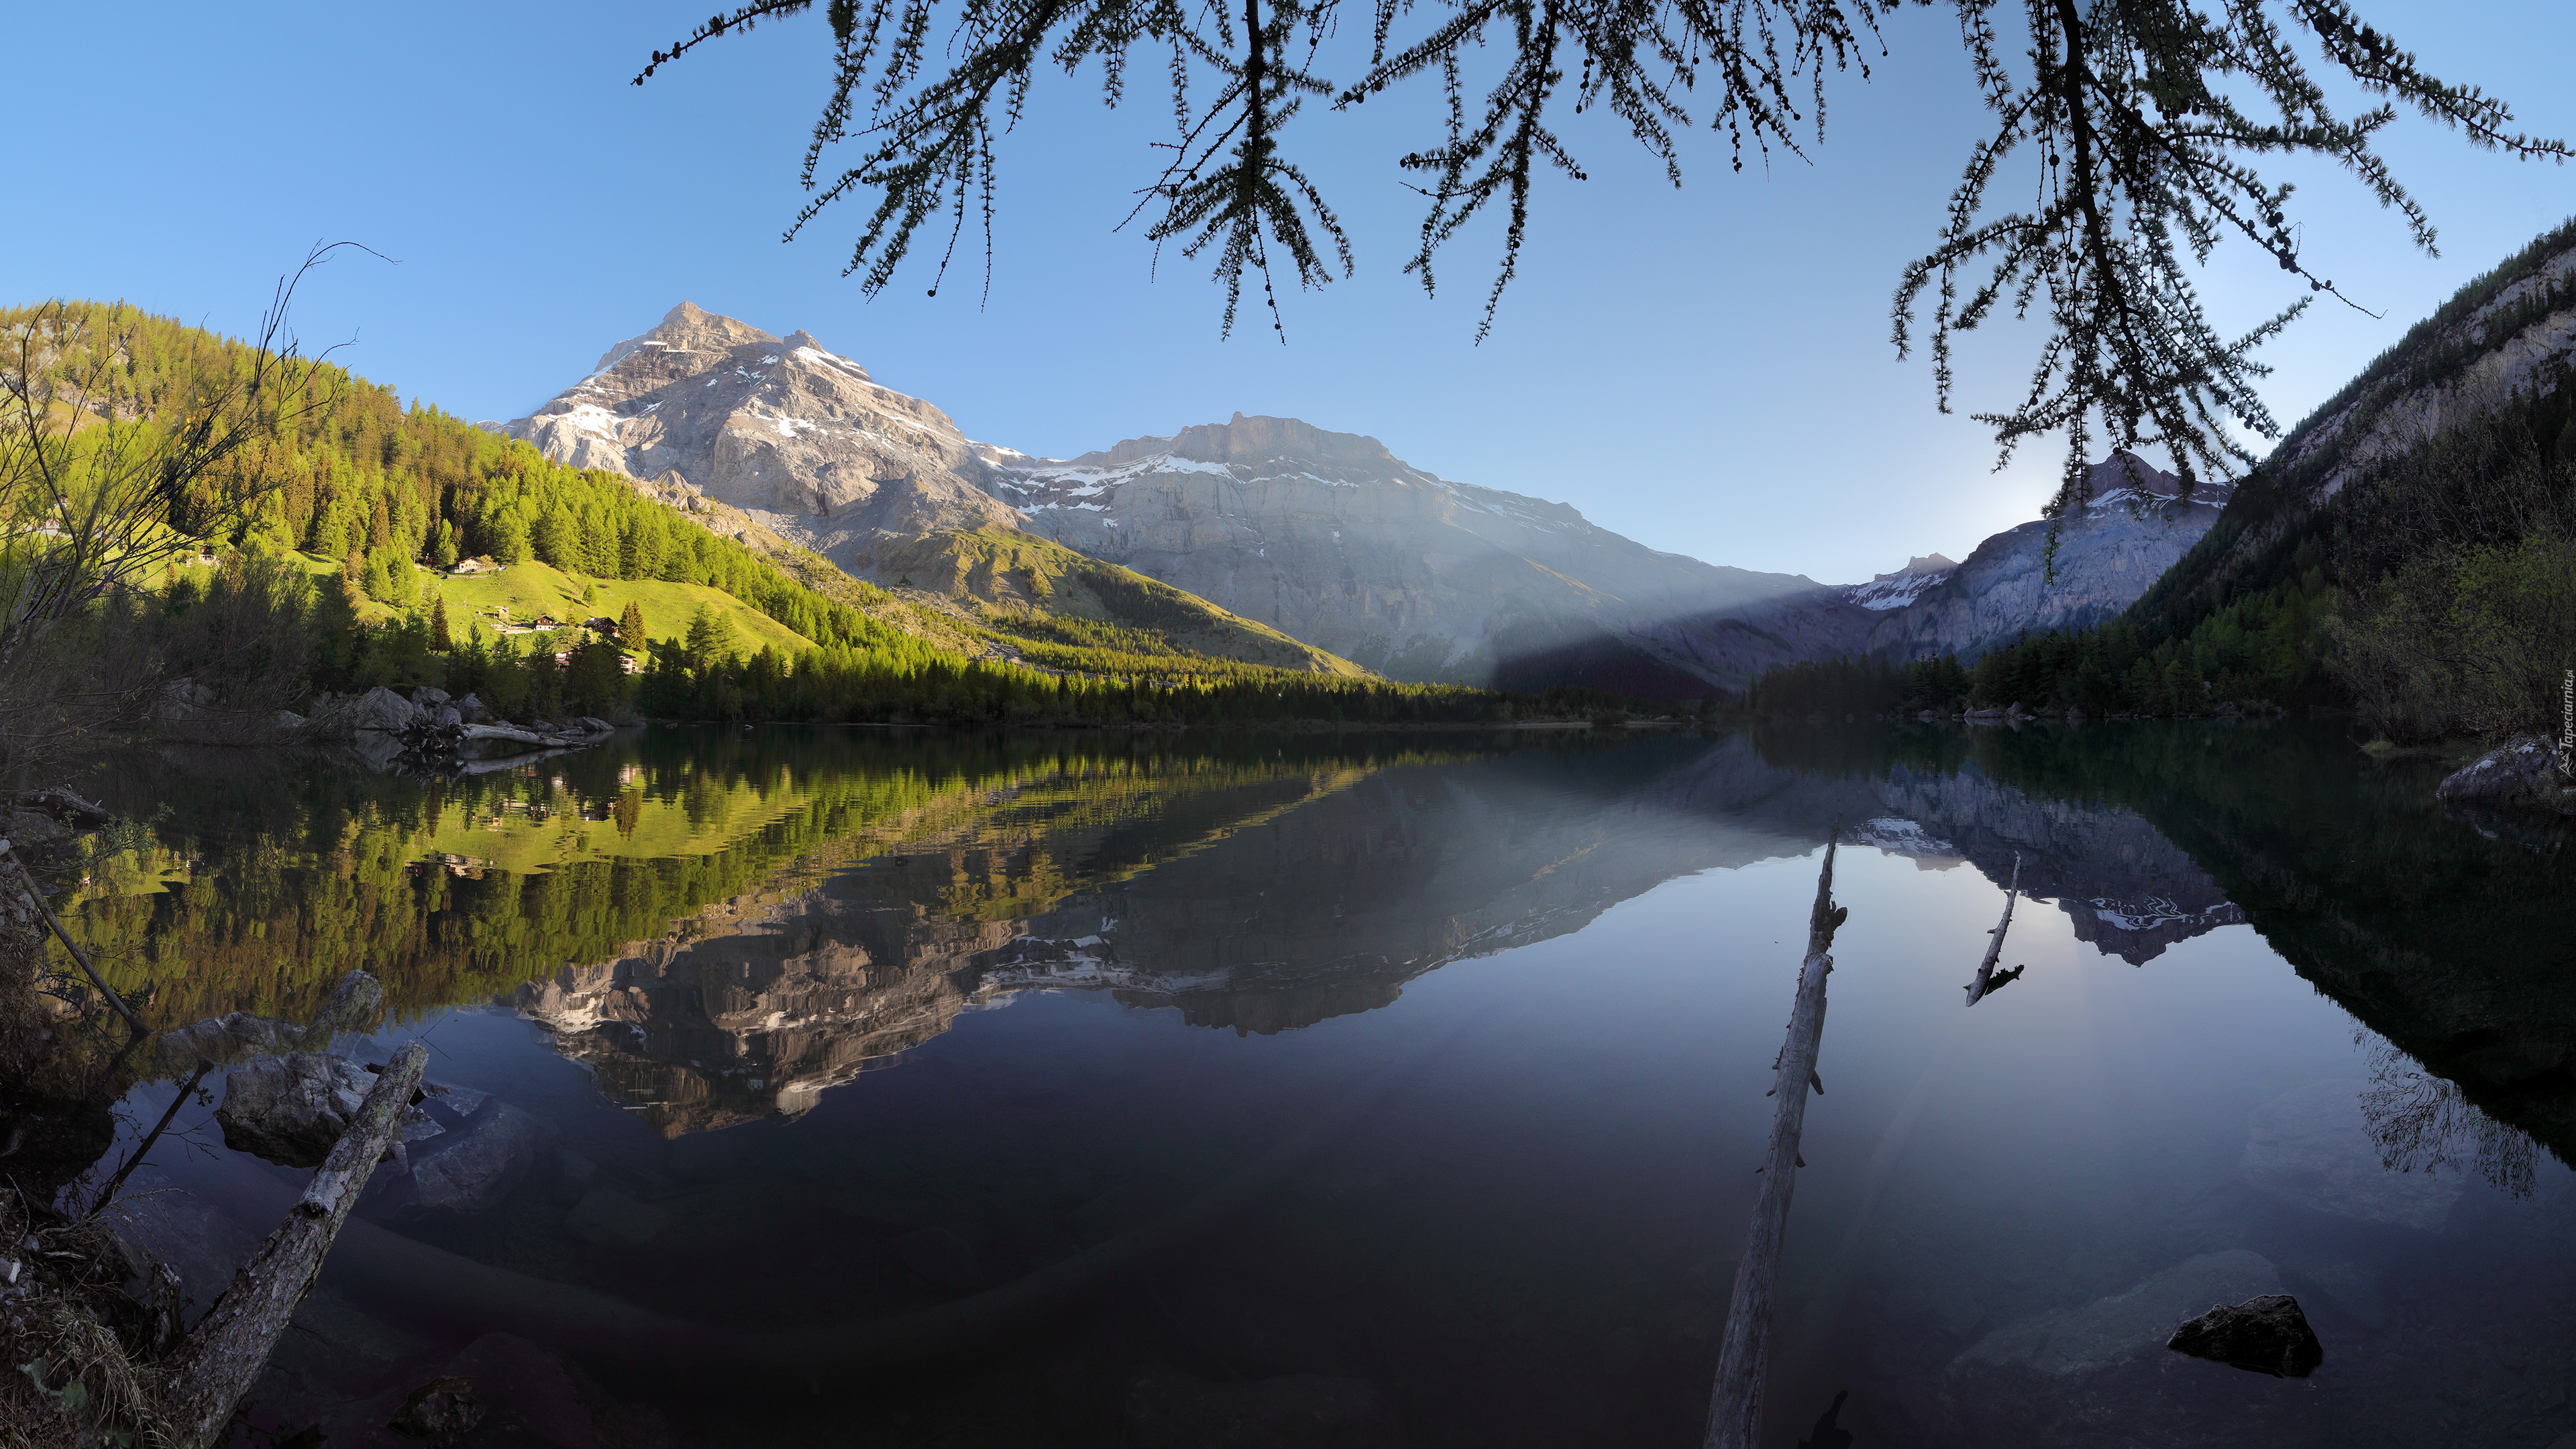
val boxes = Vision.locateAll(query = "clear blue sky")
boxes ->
[11,2,2572,582]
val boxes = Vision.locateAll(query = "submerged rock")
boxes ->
[216,1052,382,1168]
[1941,1250,2300,1446]
[1951,1250,2282,1383]
[2241,1079,2463,1228]
[388,1375,484,1438]
[2166,1293,2324,1377]
[368,1088,552,1220]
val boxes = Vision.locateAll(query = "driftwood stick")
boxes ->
[1964,853,2023,1007]
[3,843,146,1034]
[155,1041,427,1449]
[1705,828,1847,1449]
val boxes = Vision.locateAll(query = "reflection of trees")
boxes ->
[2359,1036,2537,1200]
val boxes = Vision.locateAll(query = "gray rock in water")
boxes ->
[2436,735,2576,813]
[453,693,494,724]
[433,704,462,729]
[409,686,451,710]
[216,1052,380,1168]
[2242,1079,2462,1228]
[2167,1293,2323,1377]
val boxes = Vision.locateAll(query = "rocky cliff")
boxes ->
[1862,455,2233,661]
[995,413,1851,694]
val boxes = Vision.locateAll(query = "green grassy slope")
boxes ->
[871,528,1371,677]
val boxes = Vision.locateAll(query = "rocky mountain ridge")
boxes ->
[499,304,2228,690]
[992,413,1847,693]
[1862,454,2235,661]
[499,303,1018,572]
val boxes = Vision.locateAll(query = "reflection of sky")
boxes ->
[103,741,2575,1446]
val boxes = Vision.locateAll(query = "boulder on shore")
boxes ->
[2435,735,2576,814]
[343,686,423,735]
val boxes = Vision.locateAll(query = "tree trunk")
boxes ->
[1705,833,1845,1449]
[156,1040,427,1448]
[1965,852,2023,1006]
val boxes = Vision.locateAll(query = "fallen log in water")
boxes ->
[1964,852,2023,1007]
[156,1040,427,1449]
[1704,829,1846,1449]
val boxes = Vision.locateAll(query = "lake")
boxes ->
[54,721,2576,1448]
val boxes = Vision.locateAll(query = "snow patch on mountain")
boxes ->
[1847,554,1959,611]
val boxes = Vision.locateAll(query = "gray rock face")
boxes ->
[2241,1079,2464,1228]
[500,302,1016,570]
[1865,455,2233,662]
[998,413,1846,691]
[2166,1293,2324,1377]
[215,1052,381,1168]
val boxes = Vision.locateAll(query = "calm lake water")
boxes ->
[56,722,2576,1447]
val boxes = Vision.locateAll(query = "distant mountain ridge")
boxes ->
[500,304,2233,693]
[994,412,1844,693]
[502,311,1865,696]
[1862,454,2233,661]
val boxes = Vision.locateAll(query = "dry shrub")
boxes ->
[0,1193,178,1449]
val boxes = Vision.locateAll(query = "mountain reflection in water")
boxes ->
[52,720,2576,1448]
